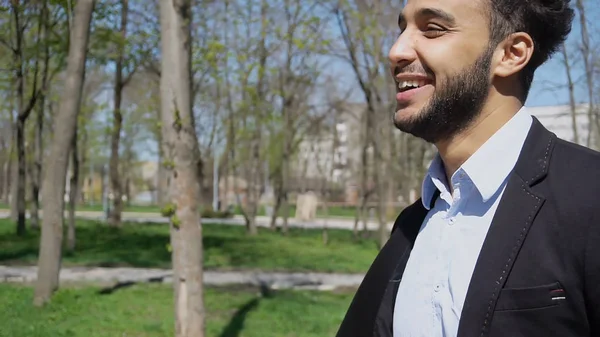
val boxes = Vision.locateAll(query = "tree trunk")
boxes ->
[2,155,12,203]
[11,0,24,231]
[10,160,17,222]
[281,193,289,234]
[30,94,44,230]
[159,0,205,335]
[67,125,79,253]
[281,123,290,235]
[15,117,27,236]
[269,187,281,230]
[6,76,15,208]
[31,0,50,230]
[354,111,370,238]
[34,0,95,306]
[247,137,260,236]
[12,0,45,235]
[374,144,388,249]
[78,119,88,206]
[108,0,129,227]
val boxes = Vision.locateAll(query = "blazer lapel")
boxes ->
[457,117,556,337]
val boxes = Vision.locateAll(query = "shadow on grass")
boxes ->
[98,275,169,295]
[218,298,260,337]
[0,229,40,263]
[218,284,272,337]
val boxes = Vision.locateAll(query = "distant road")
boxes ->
[0,210,394,231]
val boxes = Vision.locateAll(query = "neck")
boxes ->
[435,96,523,184]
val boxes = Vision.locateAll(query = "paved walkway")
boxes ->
[0,210,394,231]
[0,266,365,291]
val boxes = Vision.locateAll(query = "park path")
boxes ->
[0,266,365,291]
[0,210,394,231]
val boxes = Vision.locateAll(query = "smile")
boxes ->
[398,80,428,92]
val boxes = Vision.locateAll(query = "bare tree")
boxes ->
[33,0,95,306]
[159,0,205,335]
[575,0,597,148]
[561,42,580,145]
[108,0,134,227]
[266,0,327,234]
[225,0,270,236]
[30,0,52,230]
[10,0,45,235]
[330,0,400,247]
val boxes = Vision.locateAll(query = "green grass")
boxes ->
[0,219,379,273]
[0,283,353,337]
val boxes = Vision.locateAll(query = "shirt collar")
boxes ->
[421,107,533,209]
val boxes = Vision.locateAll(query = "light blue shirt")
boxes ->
[393,108,533,337]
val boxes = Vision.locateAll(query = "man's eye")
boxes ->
[423,24,445,37]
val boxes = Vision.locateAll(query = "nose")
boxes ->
[388,31,417,70]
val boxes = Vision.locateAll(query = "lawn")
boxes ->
[0,219,379,273]
[0,283,353,337]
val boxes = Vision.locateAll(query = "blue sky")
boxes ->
[518,1,599,107]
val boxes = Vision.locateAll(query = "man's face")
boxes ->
[389,0,495,143]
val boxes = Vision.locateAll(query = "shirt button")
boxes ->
[448,218,455,225]
[434,284,441,292]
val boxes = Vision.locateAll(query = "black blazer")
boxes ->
[336,117,600,337]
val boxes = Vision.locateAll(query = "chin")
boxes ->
[394,103,424,125]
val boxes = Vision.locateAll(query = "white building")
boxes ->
[296,122,349,183]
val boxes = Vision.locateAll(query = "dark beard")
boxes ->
[393,46,494,144]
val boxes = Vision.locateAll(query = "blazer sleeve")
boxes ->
[585,221,600,334]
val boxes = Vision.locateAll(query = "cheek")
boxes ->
[417,38,485,82]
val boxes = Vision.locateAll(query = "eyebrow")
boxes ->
[398,7,457,28]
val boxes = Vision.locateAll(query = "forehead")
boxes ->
[402,0,487,22]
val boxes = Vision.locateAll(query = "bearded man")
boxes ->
[335,0,600,336]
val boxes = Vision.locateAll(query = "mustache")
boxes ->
[393,64,431,77]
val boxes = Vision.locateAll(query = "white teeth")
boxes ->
[398,80,426,90]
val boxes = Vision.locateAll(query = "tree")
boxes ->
[34,0,95,306]
[8,0,46,235]
[561,42,580,145]
[108,0,144,226]
[575,0,598,148]
[159,0,205,335]
[29,0,52,230]
[267,0,328,234]
[329,0,401,247]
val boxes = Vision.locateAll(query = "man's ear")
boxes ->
[492,32,534,78]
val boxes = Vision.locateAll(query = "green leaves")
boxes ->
[160,203,176,217]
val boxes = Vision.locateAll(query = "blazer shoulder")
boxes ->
[551,138,600,179]
[391,199,425,234]
[544,138,600,220]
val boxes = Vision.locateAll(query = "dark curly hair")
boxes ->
[487,0,575,100]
